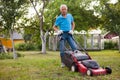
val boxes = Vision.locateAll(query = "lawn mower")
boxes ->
[62,37,112,76]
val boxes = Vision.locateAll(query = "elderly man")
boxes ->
[53,4,77,67]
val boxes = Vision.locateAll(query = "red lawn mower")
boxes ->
[62,37,112,76]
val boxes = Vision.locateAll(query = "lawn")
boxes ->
[0,50,120,80]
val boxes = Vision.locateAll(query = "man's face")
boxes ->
[60,6,67,15]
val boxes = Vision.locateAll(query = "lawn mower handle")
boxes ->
[71,35,92,59]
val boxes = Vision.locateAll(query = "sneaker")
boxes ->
[61,63,65,68]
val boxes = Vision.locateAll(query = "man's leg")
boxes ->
[67,35,78,51]
[59,38,65,67]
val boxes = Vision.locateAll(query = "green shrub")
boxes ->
[15,43,41,51]
[15,43,26,51]
[17,52,24,57]
[15,43,34,51]
[34,43,41,50]
[0,53,13,59]
[104,41,118,49]
[25,43,36,50]
[0,52,24,60]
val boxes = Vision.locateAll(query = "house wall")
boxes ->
[0,38,12,48]
[0,38,24,48]
[14,39,24,45]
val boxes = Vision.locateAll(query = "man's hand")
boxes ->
[68,30,74,35]
[57,30,63,35]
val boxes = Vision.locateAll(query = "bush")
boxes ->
[15,43,26,51]
[0,52,24,60]
[17,52,24,57]
[34,43,41,50]
[15,43,41,51]
[104,41,118,49]
[15,43,35,51]
[24,43,36,50]
[0,53,13,59]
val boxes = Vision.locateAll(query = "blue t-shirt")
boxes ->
[54,13,74,31]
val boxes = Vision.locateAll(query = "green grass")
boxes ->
[0,50,120,80]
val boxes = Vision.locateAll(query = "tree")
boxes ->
[100,1,120,52]
[29,0,50,54]
[67,0,101,31]
[0,0,28,59]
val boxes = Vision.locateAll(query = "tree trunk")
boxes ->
[40,31,49,54]
[30,0,49,54]
[41,37,46,53]
[10,30,17,59]
[118,35,120,53]
[52,36,57,51]
[49,36,52,50]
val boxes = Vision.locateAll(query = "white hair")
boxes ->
[60,4,68,10]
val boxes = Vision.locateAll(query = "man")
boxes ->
[53,4,77,67]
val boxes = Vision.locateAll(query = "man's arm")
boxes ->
[71,21,75,31]
[53,25,59,32]
[68,21,75,35]
[53,25,63,35]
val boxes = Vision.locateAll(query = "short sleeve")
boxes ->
[54,17,60,27]
[71,14,74,22]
